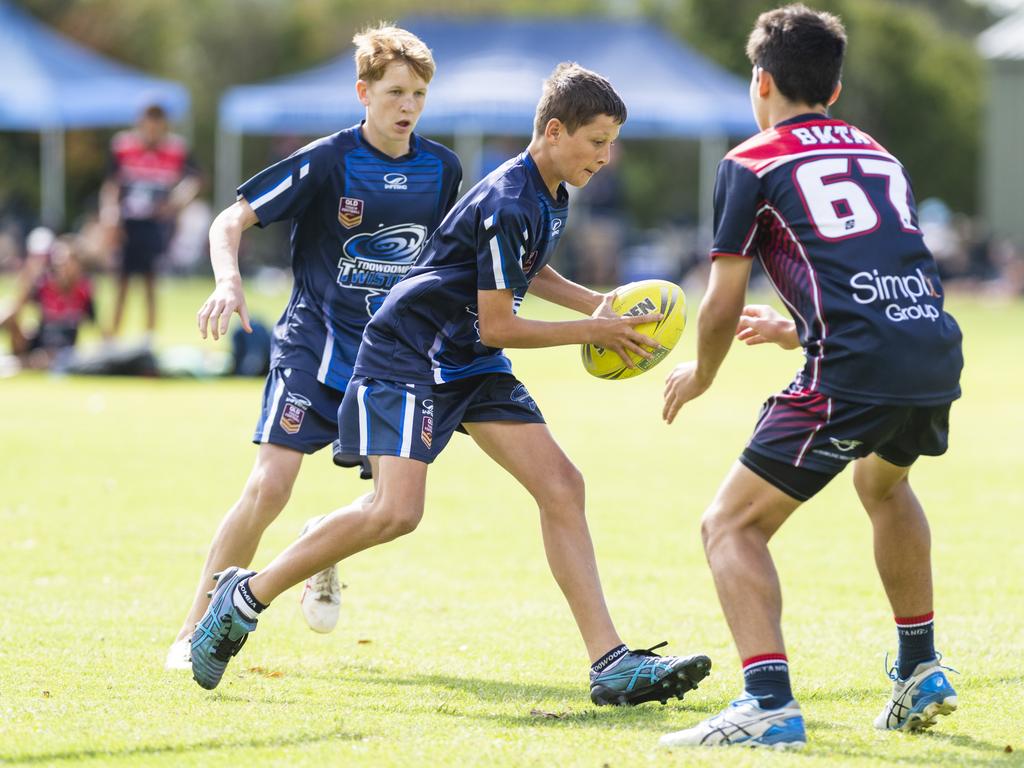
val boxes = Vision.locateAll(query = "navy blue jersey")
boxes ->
[238,125,462,391]
[354,151,569,385]
[713,114,962,406]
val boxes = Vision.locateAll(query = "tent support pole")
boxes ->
[698,134,727,251]
[454,129,483,188]
[41,127,65,229]
[215,123,242,211]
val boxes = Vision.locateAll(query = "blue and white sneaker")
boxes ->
[659,696,806,750]
[590,643,711,706]
[190,567,258,690]
[874,658,958,731]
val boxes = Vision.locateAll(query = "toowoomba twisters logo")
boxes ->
[336,223,427,300]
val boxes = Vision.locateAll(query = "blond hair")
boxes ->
[353,24,435,84]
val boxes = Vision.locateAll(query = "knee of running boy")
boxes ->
[853,460,912,508]
[366,497,424,542]
[534,461,585,517]
[243,464,297,522]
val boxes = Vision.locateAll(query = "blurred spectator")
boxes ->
[99,103,200,341]
[0,233,96,370]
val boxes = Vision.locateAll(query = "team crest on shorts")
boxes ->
[279,393,312,434]
[510,383,537,411]
[421,399,434,449]
[829,437,863,452]
[338,197,364,228]
[522,250,539,273]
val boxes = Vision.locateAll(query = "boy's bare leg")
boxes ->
[175,443,303,641]
[110,274,130,336]
[853,455,932,618]
[700,461,802,660]
[248,455,428,604]
[465,420,622,663]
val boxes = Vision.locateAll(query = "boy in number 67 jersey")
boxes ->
[660,3,962,750]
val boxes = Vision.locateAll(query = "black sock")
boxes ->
[233,577,267,620]
[895,612,936,679]
[743,654,793,710]
[591,644,629,675]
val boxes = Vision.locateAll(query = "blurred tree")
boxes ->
[0,0,995,236]
[646,0,987,212]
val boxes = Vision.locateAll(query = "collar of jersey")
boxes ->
[355,122,420,162]
[522,151,569,208]
[773,112,834,129]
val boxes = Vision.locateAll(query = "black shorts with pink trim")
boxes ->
[741,382,952,501]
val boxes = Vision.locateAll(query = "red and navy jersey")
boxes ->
[354,151,569,386]
[239,125,462,391]
[713,114,962,405]
[31,274,94,349]
[108,130,198,220]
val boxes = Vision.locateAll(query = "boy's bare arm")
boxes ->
[475,288,657,367]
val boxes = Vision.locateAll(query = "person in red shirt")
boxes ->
[100,103,200,341]
[0,234,95,369]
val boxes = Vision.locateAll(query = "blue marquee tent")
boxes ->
[0,0,189,225]
[216,17,756,233]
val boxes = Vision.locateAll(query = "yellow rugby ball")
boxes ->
[581,279,686,380]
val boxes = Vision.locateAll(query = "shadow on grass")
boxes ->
[820,731,1013,767]
[329,670,724,731]
[1,725,364,765]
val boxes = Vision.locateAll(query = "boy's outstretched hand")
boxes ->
[736,304,799,350]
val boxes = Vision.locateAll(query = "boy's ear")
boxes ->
[827,81,842,107]
[544,118,563,144]
[356,79,370,107]
[757,68,773,99]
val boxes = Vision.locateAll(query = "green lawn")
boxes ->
[1,278,1021,766]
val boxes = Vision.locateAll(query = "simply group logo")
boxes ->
[383,172,408,190]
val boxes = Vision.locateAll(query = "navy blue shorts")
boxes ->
[337,373,545,464]
[253,367,344,455]
[742,382,952,501]
[120,219,168,276]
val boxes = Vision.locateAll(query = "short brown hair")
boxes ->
[746,4,846,106]
[141,103,168,121]
[533,62,627,138]
[353,24,435,84]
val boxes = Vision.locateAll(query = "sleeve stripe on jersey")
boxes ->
[299,161,310,179]
[489,235,508,289]
[249,172,293,211]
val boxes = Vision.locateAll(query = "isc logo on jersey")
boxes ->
[383,173,408,190]
[337,223,427,304]
[849,268,942,322]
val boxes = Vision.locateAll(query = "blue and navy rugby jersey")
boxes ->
[354,151,569,385]
[713,114,962,406]
[238,125,462,391]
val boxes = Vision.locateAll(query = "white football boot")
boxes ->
[874,658,958,731]
[299,516,341,633]
[164,636,192,671]
[660,696,806,750]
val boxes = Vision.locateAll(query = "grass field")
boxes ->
[1,277,1022,766]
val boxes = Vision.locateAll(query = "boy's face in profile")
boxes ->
[550,114,621,188]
